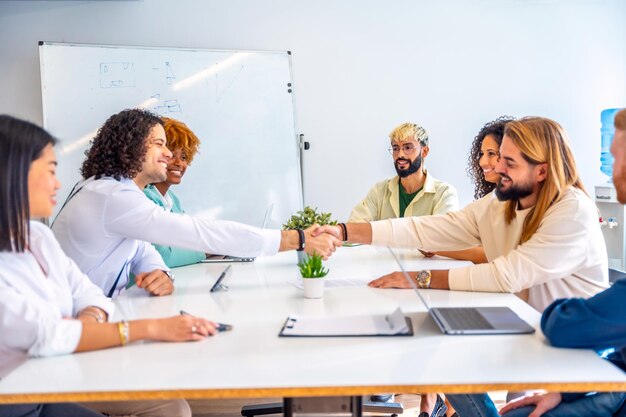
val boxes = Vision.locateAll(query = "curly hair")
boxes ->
[81,109,163,180]
[467,116,516,199]
[161,117,200,164]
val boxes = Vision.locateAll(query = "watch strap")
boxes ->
[296,229,305,251]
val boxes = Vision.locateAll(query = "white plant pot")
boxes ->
[302,278,325,299]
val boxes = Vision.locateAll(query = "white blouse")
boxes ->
[0,221,114,378]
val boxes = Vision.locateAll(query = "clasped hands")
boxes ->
[303,224,344,260]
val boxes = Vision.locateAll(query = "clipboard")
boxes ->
[279,307,414,337]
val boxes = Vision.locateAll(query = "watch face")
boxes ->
[417,270,431,288]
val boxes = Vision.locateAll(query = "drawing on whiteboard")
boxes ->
[216,65,244,102]
[165,62,175,85]
[100,62,135,88]
[172,52,251,92]
[148,93,182,113]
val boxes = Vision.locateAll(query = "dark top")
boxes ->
[541,279,626,401]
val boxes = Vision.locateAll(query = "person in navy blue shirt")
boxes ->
[446,108,626,417]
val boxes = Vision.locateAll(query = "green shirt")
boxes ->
[399,182,421,217]
[143,185,206,268]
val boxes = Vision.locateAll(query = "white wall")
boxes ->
[1,0,625,221]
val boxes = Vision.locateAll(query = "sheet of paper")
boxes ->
[291,275,373,289]
[280,307,410,336]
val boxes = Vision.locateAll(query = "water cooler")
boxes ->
[596,108,624,272]
[596,184,626,270]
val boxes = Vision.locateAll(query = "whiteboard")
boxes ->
[39,42,302,228]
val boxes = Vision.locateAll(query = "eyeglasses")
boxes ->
[388,144,419,156]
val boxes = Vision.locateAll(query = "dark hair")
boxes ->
[81,108,163,180]
[0,115,57,252]
[467,116,516,199]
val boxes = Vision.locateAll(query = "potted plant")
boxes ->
[283,206,337,263]
[298,252,329,299]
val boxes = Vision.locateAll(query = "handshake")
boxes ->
[298,224,347,260]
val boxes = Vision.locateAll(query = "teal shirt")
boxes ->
[143,185,206,268]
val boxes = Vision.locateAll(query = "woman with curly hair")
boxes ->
[143,117,206,267]
[467,116,516,199]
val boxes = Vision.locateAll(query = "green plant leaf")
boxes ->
[282,206,338,230]
[298,252,329,278]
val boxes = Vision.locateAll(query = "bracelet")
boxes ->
[117,320,130,346]
[338,223,348,241]
[80,310,105,323]
[296,229,305,251]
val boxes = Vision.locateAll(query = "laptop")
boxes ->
[202,204,274,263]
[387,248,535,335]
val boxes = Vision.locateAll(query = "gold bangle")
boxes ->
[117,320,129,346]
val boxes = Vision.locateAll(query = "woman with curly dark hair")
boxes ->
[467,116,516,199]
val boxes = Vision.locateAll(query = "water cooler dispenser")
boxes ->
[596,108,624,272]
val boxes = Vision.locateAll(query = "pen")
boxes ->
[210,264,232,292]
[179,310,233,332]
[218,265,231,280]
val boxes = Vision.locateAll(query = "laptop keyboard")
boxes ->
[437,308,494,330]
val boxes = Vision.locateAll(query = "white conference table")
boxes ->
[1,245,625,404]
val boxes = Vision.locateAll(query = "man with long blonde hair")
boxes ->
[443,108,626,417]
[319,116,608,313]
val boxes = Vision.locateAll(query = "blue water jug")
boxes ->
[601,108,620,180]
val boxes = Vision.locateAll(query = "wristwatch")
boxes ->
[415,270,432,289]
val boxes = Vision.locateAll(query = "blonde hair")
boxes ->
[389,123,429,146]
[615,108,626,130]
[503,117,586,243]
[161,117,200,164]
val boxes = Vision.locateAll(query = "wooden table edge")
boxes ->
[2,382,626,404]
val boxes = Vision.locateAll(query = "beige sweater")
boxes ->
[371,188,609,311]
[349,172,459,222]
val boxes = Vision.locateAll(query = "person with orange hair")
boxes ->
[143,117,205,267]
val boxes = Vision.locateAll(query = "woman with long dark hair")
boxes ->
[0,115,215,417]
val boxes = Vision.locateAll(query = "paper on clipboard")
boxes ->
[279,307,413,337]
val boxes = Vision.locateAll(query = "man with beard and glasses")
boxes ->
[347,122,458,415]
[318,117,608,313]
[348,122,458,223]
